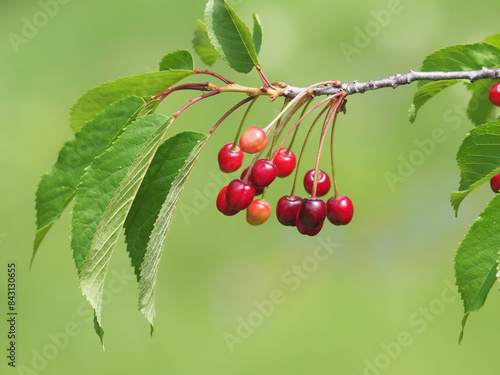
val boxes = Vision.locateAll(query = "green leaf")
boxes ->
[410,43,500,121]
[466,78,500,126]
[204,0,260,73]
[159,50,194,71]
[455,193,500,338]
[69,70,192,132]
[124,131,207,280]
[450,120,500,214]
[409,80,459,123]
[93,312,104,348]
[484,33,500,49]
[71,113,168,271]
[457,120,500,190]
[450,169,500,215]
[192,19,220,66]
[138,135,210,326]
[33,96,146,265]
[252,12,262,55]
[75,113,173,327]
[418,43,500,88]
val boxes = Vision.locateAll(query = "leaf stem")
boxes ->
[193,68,234,84]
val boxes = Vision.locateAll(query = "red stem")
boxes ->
[150,83,210,101]
[311,95,345,198]
[209,96,255,133]
[289,105,330,197]
[330,105,342,197]
[193,69,234,84]
[270,94,343,161]
[173,89,221,118]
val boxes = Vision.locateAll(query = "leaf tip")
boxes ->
[458,313,469,344]
[408,103,417,123]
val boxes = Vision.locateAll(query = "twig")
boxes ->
[283,67,500,98]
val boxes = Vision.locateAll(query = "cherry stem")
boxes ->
[270,94,341,162]
[286,99,312,152]
[193,68,234,84]
[289,104,330,198]
[231,96,259,147]
[266,98,290,159]
[312,102,335,198]
[311,95,346,198]
[209,95,255,134]
[330,103,342,197]
[266,97,308,159]
[173,89,221,118]
[256,66,276,91]
[263,81,341,133]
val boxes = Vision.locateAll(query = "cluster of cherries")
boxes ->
[215,126,353,236]
[489,82,500,193]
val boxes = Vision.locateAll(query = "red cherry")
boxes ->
[240,167,264,195]
[218,143,243,173]
[276,195,302,226]
[273,148,296,177]
[490,173,500,193]
[303,169,331,197]
[296,214,323,236]
[489,82,500,107]
[298,197,326,229]
[239,126,268,154]
[246,199,272,225]
[251,159,277,187]
[216,186,239,216]
[326,195,354,225]
[226,179,255,210]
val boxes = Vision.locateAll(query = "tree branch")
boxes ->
[283,67,500,98]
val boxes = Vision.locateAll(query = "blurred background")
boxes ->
[2,0,500,374]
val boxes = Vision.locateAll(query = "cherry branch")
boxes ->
[283,67,500,98]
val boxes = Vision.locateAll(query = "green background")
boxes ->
[2,0,500,374]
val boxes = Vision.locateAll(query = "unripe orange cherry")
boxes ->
[239,126,268,154]
[246,199,271,225]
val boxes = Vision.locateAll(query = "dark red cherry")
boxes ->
[216,186,239,216]
[240,167,264,195]
[276,195,302,226]
[489,82,500,107]
[490,173,500,193]
[226,179,255,210]
[303,169,331,197]
[218,143,243,173]
[273,148,296,178]
[296,214,323,236]
[251,159,277,187]
[298,197,326,229]
[326,195,354,225]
